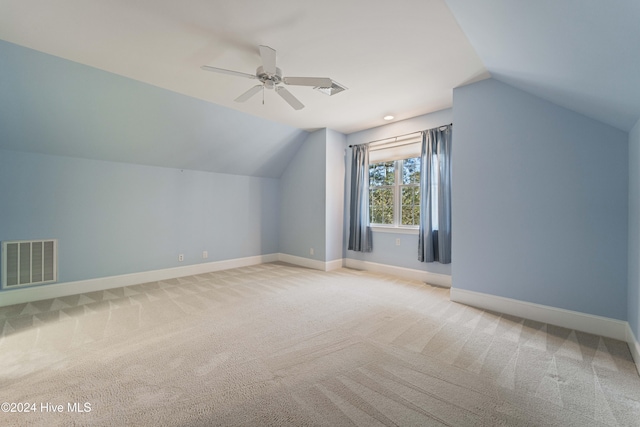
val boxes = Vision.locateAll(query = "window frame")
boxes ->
[369,157,421,232]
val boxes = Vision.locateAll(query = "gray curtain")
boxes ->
[418,125,452,263]
[348,144,373,252]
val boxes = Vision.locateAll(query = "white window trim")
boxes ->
[369,158,420,230]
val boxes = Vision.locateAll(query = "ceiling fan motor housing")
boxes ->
[257,66,282,88]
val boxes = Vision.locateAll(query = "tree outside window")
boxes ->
[369,157,421,227]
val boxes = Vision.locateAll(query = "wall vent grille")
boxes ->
[1,240,58,289]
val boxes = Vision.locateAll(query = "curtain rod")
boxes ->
[348,123,452,148]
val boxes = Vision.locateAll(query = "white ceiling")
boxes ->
[0,0,488,134]
[2,0,639,138]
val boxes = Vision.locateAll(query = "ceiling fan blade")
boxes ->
[201,65,256,80]
[235,85,263,103]
[275,86,304,110]
[283,77,333,88]
[259,45,277,75]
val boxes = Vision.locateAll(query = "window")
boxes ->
[369,157,422,227]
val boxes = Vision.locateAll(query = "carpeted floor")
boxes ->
[1,263,639,426]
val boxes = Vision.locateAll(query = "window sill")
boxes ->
[370,226,419,235]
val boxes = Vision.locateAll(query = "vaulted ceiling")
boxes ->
[444,0,640,132]
[1,1,639,176]
[0,0,487,134]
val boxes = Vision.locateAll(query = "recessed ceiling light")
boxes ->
[383,115,394,121]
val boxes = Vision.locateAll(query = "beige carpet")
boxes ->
[1,263,639,426]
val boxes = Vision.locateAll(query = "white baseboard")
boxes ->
[326,258,345,271]
[344,258,452,288]
[450,287,628,341]
[0,253,279,308]
[0,253,342,308]
[627,323,640,376]
[277,253,342,272]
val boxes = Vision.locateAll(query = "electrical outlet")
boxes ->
[178,254,184,262]
[396,238,401,246]
[202,250,208,259]
[310,248,314,255]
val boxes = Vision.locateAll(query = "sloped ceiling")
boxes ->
[0,40,307,178]
[1,1,638,178]
[0,0,487,135]
[444,0,640,131]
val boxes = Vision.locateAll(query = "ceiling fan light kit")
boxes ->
[201,45,346,110]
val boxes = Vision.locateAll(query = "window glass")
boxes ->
[369,161,395,225]
[400,158,420,226]
[401,186,420,226]
[402,157,420,185]
[368,157,421,227]
[370,161,395,186]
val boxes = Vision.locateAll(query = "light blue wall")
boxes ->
[344,110,453,275]
[452,78,628,320]
[0,39,300,292]
[279,128,347,264]
[279,129,327,261]
[347,232,452,275]
[326,129,347,262]
[629,118,640,338]
[0,149,280,285]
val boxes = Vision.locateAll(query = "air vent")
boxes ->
[2,240,57,289]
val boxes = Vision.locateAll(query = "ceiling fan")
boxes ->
[201,45,346,110]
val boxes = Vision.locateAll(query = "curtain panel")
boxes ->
[418,125,452,263]
[348,144,373,252]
